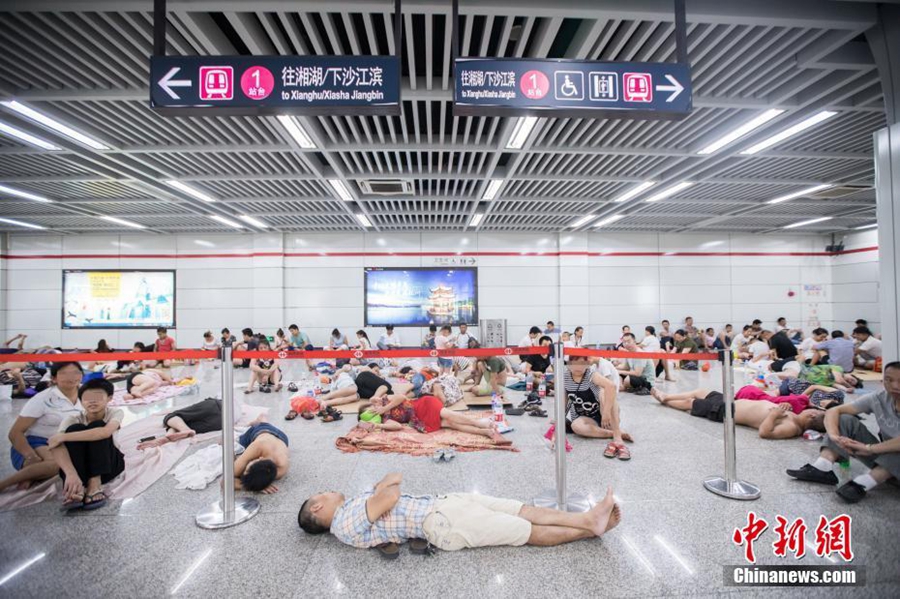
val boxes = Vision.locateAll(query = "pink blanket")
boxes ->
[109,383,196,407]
[0,404,267,511]
[336,425,518,456]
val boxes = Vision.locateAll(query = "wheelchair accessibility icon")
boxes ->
[554,71,584,101]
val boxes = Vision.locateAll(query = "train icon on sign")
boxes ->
[623,73,652,102]
[199,66,233,101]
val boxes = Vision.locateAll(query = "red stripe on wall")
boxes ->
[0,246,879,260]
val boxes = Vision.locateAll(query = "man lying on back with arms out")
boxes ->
[298,473,621,552]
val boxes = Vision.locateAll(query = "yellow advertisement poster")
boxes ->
[89,272,122,298]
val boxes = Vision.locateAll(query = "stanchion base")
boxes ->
[532,489,592,512]
[703,476,761,500]
[196,497,260,529]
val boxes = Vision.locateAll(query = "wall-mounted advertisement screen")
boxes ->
[364,267,478,327]
[62,270,176,329]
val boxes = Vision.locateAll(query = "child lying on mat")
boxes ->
[358,394,508,443]
[123,368,175,400]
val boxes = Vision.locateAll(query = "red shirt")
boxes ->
[156,336,175,352]
[735,385,809,414]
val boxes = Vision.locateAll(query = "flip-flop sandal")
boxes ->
[82,491,108,511]
[615,443,632,461]
[603,442,619,459]
[60,497,85,512]
[287,383,299,392]
[409,538,435,556]
[505,408,525,416]
[528,409,548,417]
[285,410,299,421]
[374,542,400,560]
[300,411,315,420]
[432,449,445,463]
[442,448,456,461]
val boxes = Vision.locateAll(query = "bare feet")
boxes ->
[606,503,622,534]
[621,431,634,443]
[165,430,196,443]
[650,388,668,404]
[16,480,33,491]
[490,431,512,445]
[587,487,617,537]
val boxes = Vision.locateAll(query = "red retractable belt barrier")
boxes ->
[232,346,547,360]
[565,347,719,361]
[0,350,217,363]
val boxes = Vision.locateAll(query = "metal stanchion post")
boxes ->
[196,342,261,529]
[533,342,591,512]
[703,350,761,500]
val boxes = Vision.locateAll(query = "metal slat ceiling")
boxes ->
[0,1,887,235]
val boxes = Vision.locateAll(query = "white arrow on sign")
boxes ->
[158,67,192,100]
[655,74,684,103]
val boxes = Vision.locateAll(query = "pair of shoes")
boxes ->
[433,448,456,463]
[528,408,548,417]
[603,442,630,460]
[374,543,400,560]
[287,382,299,393]
[409,538,435,556]
[260,384,272,394]
[319,406,343,422]
[785,464,839,486]
[518,392,541,409]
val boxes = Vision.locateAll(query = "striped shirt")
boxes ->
[563,368,604,423]
[330,491,436,548]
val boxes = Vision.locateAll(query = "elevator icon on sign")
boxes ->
[589,72,618,101]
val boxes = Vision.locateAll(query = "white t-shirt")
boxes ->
[749,340,770,360]
[857,336,882,358]
[434,335,453,350]
[379,333,401,347]
[591,358,620,387]
[59,407,125,449]
[518,335,535,347]
[456,332,473,348]
[731,333,749,352]
[798,337,817,360]
[639,335,661,352]
[201,340,220,351]
[19,386,82,439]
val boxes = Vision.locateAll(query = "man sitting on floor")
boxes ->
[671,329,699,370]
[615,333,653,395]
[650,387,825,439]
[298,472,621,551]
[786,361,900,503]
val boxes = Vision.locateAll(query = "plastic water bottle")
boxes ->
[838,458,851,483]
[538,381,547,398]
[525,373,534,392]
[491,393,504,422]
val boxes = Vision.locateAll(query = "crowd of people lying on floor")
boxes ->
[0,314,895,522]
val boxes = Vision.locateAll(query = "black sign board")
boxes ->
[150,56,401,116]
[454,58,691,119]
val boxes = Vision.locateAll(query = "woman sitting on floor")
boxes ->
[563,354,633,460]
[246,338,282,394]
[50,378,125,511]
[0,362,84,493]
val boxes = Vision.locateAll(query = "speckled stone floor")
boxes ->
[0,360,897,598]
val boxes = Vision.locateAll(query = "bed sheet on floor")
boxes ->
[0,404,267,511]
[336,425,518,456]
[109,383,198,407]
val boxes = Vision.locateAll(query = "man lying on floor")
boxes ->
[787,361,900,503]
[138,398,287,494]
[298,472,621,552]
[650,387,825,439]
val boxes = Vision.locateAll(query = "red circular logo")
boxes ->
[240,66,274,100]
[277,351,287,359]
[520,70,550,100]
[504,348,513,355]
[353,350,364,359]
[429,350,439,358]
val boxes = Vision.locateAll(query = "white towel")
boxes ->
[171,441,245,490]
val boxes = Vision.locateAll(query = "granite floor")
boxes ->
[0,360,897,598]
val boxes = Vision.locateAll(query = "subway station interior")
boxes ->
[0,1,899,597]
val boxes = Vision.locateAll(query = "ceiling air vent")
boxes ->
[359,179,415,196]
[811,185,871,199]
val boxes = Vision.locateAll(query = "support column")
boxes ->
[868,5,900,362]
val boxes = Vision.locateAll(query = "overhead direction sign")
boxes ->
[454,58,691,119]
[150,55,401,116]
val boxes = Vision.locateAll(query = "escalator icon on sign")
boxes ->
[554,71,584,101]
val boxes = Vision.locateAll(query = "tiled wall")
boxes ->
[0,231,852,349]
[831,229,880,332]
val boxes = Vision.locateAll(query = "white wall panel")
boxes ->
[659,266,730,286]
[589,266,660,287]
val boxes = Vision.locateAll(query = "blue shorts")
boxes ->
[438,357,453,368]
[239,423,289,448]
[10,435,48,470]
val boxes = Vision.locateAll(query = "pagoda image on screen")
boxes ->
[427,283,456,317]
